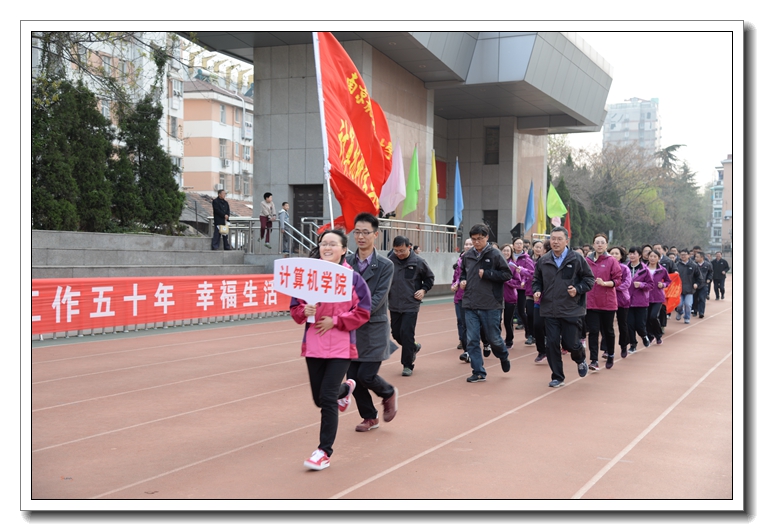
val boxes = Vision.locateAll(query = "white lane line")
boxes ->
[570,350,732,500]
[33,381,308,452]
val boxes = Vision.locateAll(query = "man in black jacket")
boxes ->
[532,226,594,387]
[211,189,232,250]
[675,249,702,323]
[692,252,713,318]
[711,252,730,300]
[389,235,435,376]
[458,224,512,383]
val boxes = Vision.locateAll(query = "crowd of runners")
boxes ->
[290,213,730,471]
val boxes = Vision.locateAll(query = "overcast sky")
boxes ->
[565,29,737,186]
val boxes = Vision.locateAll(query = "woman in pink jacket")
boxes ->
[290,229,371,471]
[500,244,523,349]
[585,234,622,370]
[607,246,632,362]
[645,249,672,346]
[626,246,654,354]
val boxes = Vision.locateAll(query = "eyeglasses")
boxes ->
[319,241,342,248]
[352,230,375,237]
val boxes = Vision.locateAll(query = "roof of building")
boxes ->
[183,77,253,104]
[177,31,612,133]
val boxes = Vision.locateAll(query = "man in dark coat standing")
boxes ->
[711,251,730,300]
[342,212,399,432]
[211,189,232,250]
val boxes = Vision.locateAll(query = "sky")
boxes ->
[564,29,737,186]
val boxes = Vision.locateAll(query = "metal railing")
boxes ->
[207,216,315,256]
[299,217,458,253]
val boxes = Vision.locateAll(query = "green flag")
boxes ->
[546,182,568,218]
[401,145,420,217]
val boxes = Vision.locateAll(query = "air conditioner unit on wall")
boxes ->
[224,159,230,167]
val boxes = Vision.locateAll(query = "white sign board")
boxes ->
[272,258,353,321]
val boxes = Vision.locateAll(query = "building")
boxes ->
[182,79,254,201]
[178,31,613,245]
[710,154,733,253]
[602,97,662,153]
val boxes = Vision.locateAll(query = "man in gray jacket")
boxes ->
[389,235,435,376]
[532,226,594,387]
[458,224,512,383]
[342,213,399,432]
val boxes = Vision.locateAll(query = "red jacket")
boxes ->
[585,252,622,311]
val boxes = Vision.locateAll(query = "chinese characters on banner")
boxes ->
[272,258,353,305]
[31,275,289,336]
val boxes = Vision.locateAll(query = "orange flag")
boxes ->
[563,207,571,241]
[664,272,682,313]
[314,32,386,226]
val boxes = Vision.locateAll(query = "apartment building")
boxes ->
[710,154,733,253]
[182,79,254,201]
[602,97,662,153]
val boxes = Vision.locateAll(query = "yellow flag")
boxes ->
[537,192,546,235]
[427,150,438,223]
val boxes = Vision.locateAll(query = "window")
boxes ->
[219,139,227,159]
[121,59,129,78]
[484,127,499,165]
[101,55,111,77]
[647,112,651,119]
[101,100,111,120]
[235,143,239,156]
[235,108,241,123]
[713,209,722,218]
[713,227,722,238]
[219,173,227,191]
[170,116,178,138]
[172,79,183,98]
[77,44,87,68]
[220,104,226,123]
[170,157,182,186]
[243,175,251,196]
[714,190,723,199]
[244,145,251,161]
[235,174,241,192]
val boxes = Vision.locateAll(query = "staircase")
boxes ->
[32,230,264,279]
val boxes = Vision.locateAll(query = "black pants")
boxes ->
[211,225,231,250]
[586,309,616,361]
[516,291,529,337]
[390,311,419,369]
[713,277,726,299]
[305,357,351,457]
[533,305,546,355]
[693,285,709,316]
[503,302,516,345]
[525,298,535,341]
[627,306,649,347]
[347,361,395,421]
[646,302,664,340]
[615,306,630,350]
[545,316,586,382]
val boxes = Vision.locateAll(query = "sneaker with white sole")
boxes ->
[337,379,356,412]
[589,360,600,371]
[304,448,330,470]
[355,418,380,432]
[459,352,470,363]
[578,361,589,377]
[382,388,398,422]
[466,374,487,383]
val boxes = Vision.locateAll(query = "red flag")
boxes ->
[664,272,682,313]
[370,98,393,195]
[315,32,386,226]
[563,206,571,241]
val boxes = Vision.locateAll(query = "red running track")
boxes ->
[27,278,739,510]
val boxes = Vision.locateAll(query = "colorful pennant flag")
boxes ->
[401,145,420,218]
[546,183,568,218]
[427,150,438,223]
[524,182,535,234]
[453,157,464,230]
[536,190,546,235]
[379,141,406,215]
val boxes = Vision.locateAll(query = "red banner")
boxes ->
[31,275,290,335]
[664,272,682,314]
[316,31,389,226]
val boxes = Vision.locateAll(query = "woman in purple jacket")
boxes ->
[511,237,536,344]
[607,246,632,361]
[452,238,473,362]
[626,246,654,355]
[584,234,622,370]
[645,249,672,345]
[500,244,522,348]
[291,229,372,471]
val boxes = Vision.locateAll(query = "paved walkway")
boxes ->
[28,278,739,512]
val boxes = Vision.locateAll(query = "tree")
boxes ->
[655,144,686,174]
[118,97,184,234]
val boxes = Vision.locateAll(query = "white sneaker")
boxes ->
[337,379,356,412]
[304,449,330,470]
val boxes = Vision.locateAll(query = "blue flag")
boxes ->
[453,158,464,230]
[524,182,535,233]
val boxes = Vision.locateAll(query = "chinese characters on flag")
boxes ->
[31,275,289,335]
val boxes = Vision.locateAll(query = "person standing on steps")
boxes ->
[278,201,290,254]
[259,192,277,249]
[211,189,232,251]
[459,224,513,383]
[388,235,434,377]
[532,226,594,388]
[342,213,399,433]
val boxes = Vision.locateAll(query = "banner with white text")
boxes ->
[31,275,290,335]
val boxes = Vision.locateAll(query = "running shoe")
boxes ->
[304,449,330,470]
[337,379,356,412]
[382,388,398,422]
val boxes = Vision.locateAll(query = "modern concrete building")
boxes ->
[179,31,615,245]
[602,97,662,154]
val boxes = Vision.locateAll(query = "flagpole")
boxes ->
[312,32,334,229]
